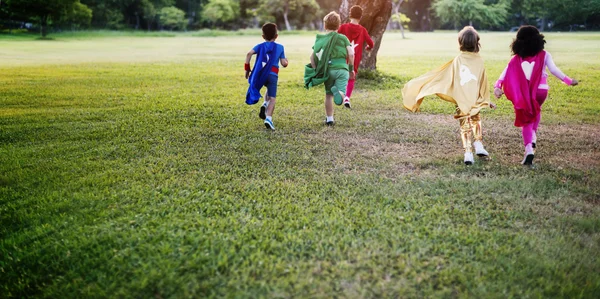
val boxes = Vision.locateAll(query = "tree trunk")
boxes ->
[340,0,393,70]
[40,14,48,37]
[540,17,547,31]
[283,3,291,31]
[394,0,405,39]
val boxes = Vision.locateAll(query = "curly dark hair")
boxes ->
[511,25,546,58]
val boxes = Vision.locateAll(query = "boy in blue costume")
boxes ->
[245,23,289,130]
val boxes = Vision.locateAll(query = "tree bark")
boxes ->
[283,2,291,31]
[340,0,393,70]
[392,0,405,39]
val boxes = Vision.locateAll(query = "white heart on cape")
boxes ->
[521,61,535,80]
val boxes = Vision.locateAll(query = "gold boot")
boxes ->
[460,117,474,165]
[470,114,489,157]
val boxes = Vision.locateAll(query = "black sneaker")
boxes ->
[325,119,334,126]
[259,105,266,120]
[522,154,534,165]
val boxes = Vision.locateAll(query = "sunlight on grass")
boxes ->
[0,32,599,297]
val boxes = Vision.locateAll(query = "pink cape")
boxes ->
[502,51,546,127]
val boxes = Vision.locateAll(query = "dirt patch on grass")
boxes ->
[317,113,600,177]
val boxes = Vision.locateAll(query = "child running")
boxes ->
[305,11,354,126]
[402,26,494,165]
[245,23,288,130]
[494,25,578,165]
[337,5,374,108]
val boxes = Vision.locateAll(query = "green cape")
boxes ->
[304,33,341,89]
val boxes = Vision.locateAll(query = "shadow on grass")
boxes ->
[357,69,408,90]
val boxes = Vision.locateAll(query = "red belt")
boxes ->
[271,66,279,74]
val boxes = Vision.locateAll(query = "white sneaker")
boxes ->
[473,141,489,157]
[343,97,351,109]
[464,152,474,165]
[522,146,534,165]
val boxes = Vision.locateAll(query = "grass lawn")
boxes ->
[1,30,599,297]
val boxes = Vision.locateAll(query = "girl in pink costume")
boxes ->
[494,25,578,165]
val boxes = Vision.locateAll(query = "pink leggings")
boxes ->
[347,79,355,98]
[521,88,548,146]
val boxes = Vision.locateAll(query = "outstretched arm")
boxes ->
[545,52,577,86]
[245,49,256,79]
[494,65,508,98]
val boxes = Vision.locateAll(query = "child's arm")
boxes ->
[494,65,508,98]
[310,52,316,69]
[364,28,374,50]
[245,49,256,79]
[346,45,355,80]
[280,47,288,68]
[545,52,577,86]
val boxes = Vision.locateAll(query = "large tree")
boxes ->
[340,0,393,70]
[6,0,91,37]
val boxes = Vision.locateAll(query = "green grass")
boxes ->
[1,31,599,297]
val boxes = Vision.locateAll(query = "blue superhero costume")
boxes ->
[246,42,279,105]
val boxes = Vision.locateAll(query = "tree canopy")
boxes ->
[1,0,599,36]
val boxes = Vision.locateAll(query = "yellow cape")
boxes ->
[402,52,490,118]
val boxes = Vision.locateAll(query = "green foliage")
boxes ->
[201,0,239,27]
[433,0,510,29]
[258,0,319,30]
[63,1,93,29]
[391,12,410,25]
[0,32,599,297]
[159,6,187,30]
[6,0,92,36]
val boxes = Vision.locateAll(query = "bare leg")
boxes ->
[325,94,334,117]
[266,96,276,117]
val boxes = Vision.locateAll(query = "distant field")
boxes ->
[1,31,599,297]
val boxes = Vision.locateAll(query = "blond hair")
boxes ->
[458,26,480,53]
[323,11,341,31]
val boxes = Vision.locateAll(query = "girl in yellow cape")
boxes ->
[402,26,495,165]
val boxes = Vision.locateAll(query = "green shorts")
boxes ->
[324,69,349,95]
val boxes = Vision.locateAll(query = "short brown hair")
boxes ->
[458,26,480,53]
[350,5,363,19]
[262,23,277,40]
[324,11,341,30]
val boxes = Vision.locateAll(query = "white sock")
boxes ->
[326,116,334,122]
[262,100,269,107]
[266,116,272,122]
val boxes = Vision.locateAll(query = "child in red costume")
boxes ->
[337,5,374,109]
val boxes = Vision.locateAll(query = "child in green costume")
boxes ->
[306,11,355,126]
